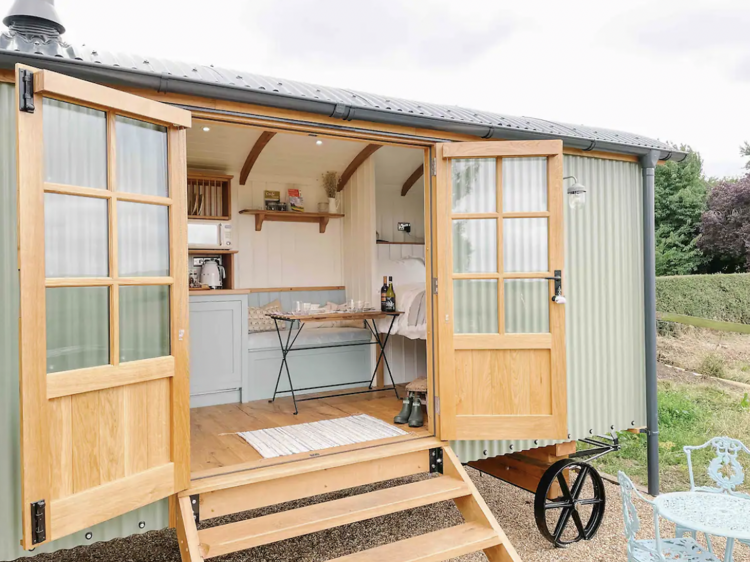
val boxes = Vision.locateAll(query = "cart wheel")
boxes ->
[534,459,606,548]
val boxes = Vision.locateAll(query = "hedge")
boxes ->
[656,273,750,324]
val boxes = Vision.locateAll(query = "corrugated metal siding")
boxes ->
[0,83,169,562]
[452,155,646,462]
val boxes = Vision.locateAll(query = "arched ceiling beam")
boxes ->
[401,164,424,197]
[239,131,276,185]
[337,144,382,191]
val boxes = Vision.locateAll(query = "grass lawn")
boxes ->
[590,369,750,493]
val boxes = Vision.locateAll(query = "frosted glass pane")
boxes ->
[116,116,168,197]
[453,219,497,273]
[43,98,107,189]
[454,279,498,334]
[44,193,108,277]
[503,157,547,212]
[120,286,170,362]
[505,280,550,333]
[46,287,109,373]
[504,218,548,272]
[451,158,496,213]
[118,202,170,277]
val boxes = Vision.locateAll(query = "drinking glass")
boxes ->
[303,302,311,315]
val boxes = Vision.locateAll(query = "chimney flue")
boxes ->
[3,0,65,38]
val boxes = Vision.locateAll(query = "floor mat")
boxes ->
[237,414,408,458]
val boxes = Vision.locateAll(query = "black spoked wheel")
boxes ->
[534,459,606,548]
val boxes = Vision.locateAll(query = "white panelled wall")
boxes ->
[343,157,377,304]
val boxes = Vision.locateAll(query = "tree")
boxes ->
[741,141,750,170]
[654,149,709,276]
[698,174,750,272]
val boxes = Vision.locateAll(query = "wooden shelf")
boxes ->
[239,209,345,234]
[188,170,233,220]
[188,249,238,255]
[376,241,425,245]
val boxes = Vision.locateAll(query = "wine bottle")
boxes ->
[385,276,396,312]
[380,276,388,312]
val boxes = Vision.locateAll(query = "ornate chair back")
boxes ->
[618,471,665,561]
[684,437,750,498]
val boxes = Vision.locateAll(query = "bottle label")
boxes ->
[385,296,396,312]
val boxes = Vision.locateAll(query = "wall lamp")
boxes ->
[564,175,587,210]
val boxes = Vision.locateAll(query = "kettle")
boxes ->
[200,260,225,289]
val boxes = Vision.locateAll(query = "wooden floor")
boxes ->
[190,384,431,477]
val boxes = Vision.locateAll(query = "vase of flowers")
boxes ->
[322,171,338,213]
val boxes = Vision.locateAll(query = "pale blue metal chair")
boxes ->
[678,437,750,551]
[619,472,720,562]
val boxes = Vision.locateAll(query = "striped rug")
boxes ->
[237,414,408,459]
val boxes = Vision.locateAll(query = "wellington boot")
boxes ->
[394,394,413,424]
[408,396,424,428]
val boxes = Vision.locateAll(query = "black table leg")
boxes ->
[269,318,304,415]
[366,316,400,400]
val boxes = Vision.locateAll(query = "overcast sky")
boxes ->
[8,0,749,178]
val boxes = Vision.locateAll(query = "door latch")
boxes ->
[545,270,566,304]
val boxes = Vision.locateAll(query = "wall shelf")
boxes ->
[239,209,345,233]
[188,249,238,255]
[376,241,425,245]
[187,170,233,221]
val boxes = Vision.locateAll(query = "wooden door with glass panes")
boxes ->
[435,140,567,441]
[15,65,191,548]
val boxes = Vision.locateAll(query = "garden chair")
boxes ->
[678,437,750,549]
[618,471,720,562]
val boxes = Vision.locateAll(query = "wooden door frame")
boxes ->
[16,65,191,548]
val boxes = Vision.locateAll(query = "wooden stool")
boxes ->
[406,377,427,400]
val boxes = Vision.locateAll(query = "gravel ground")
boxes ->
[26,467,749,562]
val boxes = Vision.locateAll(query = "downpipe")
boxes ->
[641,149,660,496]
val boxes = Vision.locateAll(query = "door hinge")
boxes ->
[429,448,444,474]
[430,157,437,176]
[432,277,438,294]
[30,500,46,544]
[19,69,35,113]
[190,494,200,524]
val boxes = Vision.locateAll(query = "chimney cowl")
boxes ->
[3,0,65,36]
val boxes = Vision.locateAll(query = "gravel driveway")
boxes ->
[26,467,749,562]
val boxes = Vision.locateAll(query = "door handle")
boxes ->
[545,270,564,303]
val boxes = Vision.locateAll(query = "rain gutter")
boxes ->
[641,149,660,496]
[0,51,687,162]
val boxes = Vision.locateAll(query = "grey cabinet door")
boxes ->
[190,300,243,395]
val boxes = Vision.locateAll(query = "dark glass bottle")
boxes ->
[380,276,388,312]
[385,276,396,312]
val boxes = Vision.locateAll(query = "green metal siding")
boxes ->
[452,155,647,462]
[0,83,168,562]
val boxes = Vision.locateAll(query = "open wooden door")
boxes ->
[15,65,192,548]
[435,140,567,441]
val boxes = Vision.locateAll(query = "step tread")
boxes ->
[184,436,443,496]
[199,475,470,559]
[331,522,500,562]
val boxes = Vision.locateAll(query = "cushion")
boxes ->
[248,299,285,333]
[247,327,371,350]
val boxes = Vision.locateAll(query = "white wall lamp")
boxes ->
[564,175,587,210]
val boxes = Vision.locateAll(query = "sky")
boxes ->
[7,0,749,178]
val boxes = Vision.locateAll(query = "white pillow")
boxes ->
[248,299,285,333]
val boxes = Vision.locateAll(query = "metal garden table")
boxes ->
[266,310,402,414]
[654,492,750,561]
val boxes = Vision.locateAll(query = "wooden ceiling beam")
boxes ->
[401,164,424,197]
[239,131,276,185]
[337,144,382,191]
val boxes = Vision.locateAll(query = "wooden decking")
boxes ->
[190,384,430,477]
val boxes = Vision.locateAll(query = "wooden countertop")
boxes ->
[190,286,346,295]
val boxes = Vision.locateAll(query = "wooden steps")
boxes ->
[199,475,469,558]
[176,442,521,562]
[331,522,500,562]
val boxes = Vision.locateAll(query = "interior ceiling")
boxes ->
[187,121,424,186]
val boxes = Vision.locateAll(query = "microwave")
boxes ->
[188,221,232,250]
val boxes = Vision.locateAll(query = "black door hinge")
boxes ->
[31,500,46,544]
[190,494,200,524]
[429,448,443,474]
[19,69,35,113]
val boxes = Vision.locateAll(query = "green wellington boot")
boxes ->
[408,396,424,428]
[394,394,413,424]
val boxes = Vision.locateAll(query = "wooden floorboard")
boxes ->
[190,384,430,475]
